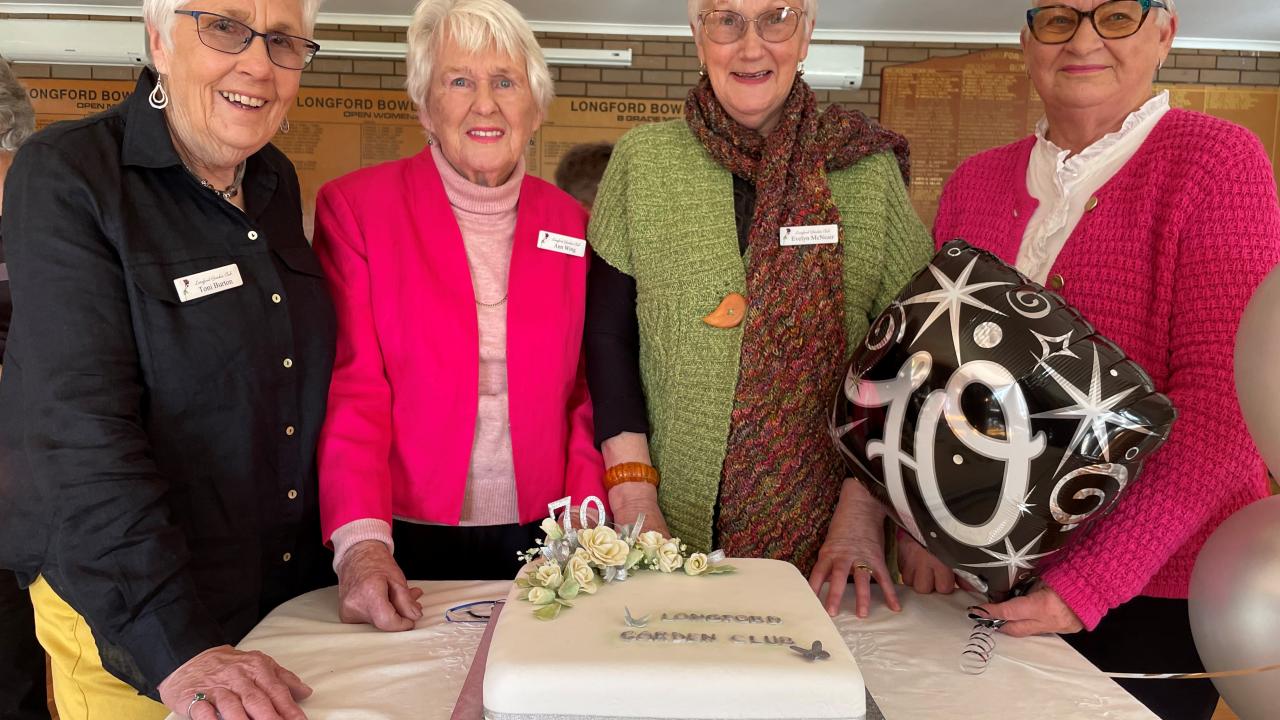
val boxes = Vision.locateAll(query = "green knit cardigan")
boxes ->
[588,119,934,553]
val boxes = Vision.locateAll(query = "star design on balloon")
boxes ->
[1033,345,1158,475]
[901,258,1011,363]
[1015,485,1037,517]
[1030,330,1078,366]
[963,531,1057,588]
[830,416,874,480]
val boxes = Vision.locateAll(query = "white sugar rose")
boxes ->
[683,552,709,576]
[656,540,683,573]
[636,530,666,560]
[578,526,630,567]
[540,517,565,541]
[567,550,599,593]
[527,586,555,606]
[534,562,563,590]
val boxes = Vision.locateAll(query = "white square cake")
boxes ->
[483,558,866,720]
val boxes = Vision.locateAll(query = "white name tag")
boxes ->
[537,230,587,258]
[173,264,243,302]
[780,224,839,247]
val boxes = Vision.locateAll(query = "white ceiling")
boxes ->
[3,1,1278,50]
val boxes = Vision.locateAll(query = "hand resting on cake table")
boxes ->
[897,532,958,595]
[809,479,902,619]
[336,540,425,632]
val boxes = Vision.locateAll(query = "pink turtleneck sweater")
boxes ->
[329,146,524,568]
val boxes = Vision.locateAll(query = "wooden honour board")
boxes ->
[880,49,1280,228]
[24,79,685,234]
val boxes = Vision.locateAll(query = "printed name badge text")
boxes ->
[538,230,587,258]
[779,224,839,247]
[173,264,244,302]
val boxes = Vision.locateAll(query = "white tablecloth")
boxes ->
[167,581,1156,720]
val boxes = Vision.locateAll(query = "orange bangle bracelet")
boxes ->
[603,462,660,491]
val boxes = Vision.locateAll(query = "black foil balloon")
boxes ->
[831,240,1176,600]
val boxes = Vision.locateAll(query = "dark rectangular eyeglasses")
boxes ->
[1026,0,1168,44]
[698,6,806,45]
[174,10,320,70]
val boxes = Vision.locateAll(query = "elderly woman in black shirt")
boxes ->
[0,1,329,719]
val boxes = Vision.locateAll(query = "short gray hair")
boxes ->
[687,0,819,30]
[1028,0,1177,28]
[143,0,323,56]
[0,57,36,153]
[405,0,553,113]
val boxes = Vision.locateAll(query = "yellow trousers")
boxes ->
[28,576,169,720]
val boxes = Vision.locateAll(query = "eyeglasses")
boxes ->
[444,600,502,624]
[174,10,320,70]
[1026,1,1167,45]
[698,6,806,45]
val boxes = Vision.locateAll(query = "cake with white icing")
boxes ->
[483,558,865,720]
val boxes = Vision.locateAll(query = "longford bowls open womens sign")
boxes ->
[24,79,683,235]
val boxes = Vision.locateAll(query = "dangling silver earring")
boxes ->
[797,61,805,77]
[279,117,290,134]
[698,63,707,77]
[148,78,169,110]
[426,135,434,146]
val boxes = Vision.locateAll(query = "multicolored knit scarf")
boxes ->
[686,75,910,573]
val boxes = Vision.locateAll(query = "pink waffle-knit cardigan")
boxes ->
[933,108,1280,630]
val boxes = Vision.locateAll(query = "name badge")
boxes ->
[173,264,244,302]
[780,224,839,247]
[537,230,587,258]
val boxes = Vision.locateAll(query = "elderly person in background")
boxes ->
[0,57,49,720]
[587,0,933,618]
[915,1,1280,717]
[554,141,613,212]
[0,0,331,717]
[315,0,604,633]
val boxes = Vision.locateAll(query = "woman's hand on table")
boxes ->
[809,478,901,618]
[336,540,424,632]
[897,532,957,595]
[159,645,311,720]
[979,586,1083,637]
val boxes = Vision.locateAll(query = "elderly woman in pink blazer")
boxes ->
[313,0,605,632]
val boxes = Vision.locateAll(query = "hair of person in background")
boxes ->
[554,141,614,211]
[141,0,323,61]
[1025,0,1178,31]
[687,0,819,30]
[0,57,36,153]
[405,0,554,115]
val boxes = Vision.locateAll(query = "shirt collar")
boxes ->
[1035,91,1171,166]
[121,68,184,170]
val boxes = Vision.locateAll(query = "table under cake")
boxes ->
[165,581,1157,720]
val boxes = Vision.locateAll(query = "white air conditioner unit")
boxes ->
[0,19,632,68]
[805,44,864,91]
[0,19,146,66]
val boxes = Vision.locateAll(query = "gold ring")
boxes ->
[854,563,874,574]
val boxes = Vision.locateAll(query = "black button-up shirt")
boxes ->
[0,70,336,696]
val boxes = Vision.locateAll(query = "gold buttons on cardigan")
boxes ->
[703,292,748,329]
[1048,274,1066,291]
[1085,196,1100,213]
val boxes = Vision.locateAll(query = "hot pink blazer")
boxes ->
[313,149,605,541]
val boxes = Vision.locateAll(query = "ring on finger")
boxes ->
[854,563,874,574]
[187,691,214,718]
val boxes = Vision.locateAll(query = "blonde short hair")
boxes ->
[405,0,553,113]
[143,0,322,60]
[687,0,819,30]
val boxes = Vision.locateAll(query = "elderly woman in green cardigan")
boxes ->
[586,0,933,617]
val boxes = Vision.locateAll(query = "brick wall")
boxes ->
[5,16,1279,121]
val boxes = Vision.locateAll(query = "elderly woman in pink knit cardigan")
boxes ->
[907,1,1280,718]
